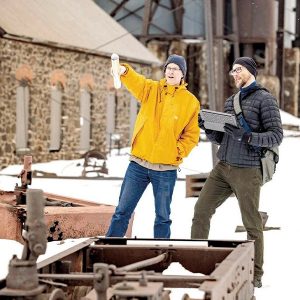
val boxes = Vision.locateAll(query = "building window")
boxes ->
[79,89,91,152]
[16,82,30,153]
[49,84,63,151]
[15,64,33,154]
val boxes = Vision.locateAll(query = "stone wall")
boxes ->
[0,38,150,169]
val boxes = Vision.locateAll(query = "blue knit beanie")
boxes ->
[164,54,187,78]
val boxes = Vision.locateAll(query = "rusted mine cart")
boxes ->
[0,191,133,243]
[0,155,133,242]
[0,189,256,300]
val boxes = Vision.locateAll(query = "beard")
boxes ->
[234,74,251,88]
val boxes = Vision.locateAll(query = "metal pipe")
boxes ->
[116,253,168,272]
[276,0,285,109]
[231,0,240,58]
[215,0,224,112]
[22,189,47,261]
[204,0,218,166]
[38,273,215,288]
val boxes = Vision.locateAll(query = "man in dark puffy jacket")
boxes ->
[191,57,283,288]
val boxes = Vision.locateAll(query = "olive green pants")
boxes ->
[191,161,264,279]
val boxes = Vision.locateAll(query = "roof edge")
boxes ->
[1,34,161,66]
[0,27,6,37]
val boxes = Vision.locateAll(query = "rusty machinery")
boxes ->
[0,235,256,299]
[0,189,48,298]
[0,236,256,299]
[0,156,133,242]
[0,158,256,299]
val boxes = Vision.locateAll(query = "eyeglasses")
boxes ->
[166,66,181,72]
[229,66,243,76]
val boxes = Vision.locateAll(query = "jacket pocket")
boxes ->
[131,115,146,146]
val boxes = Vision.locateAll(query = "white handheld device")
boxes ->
[111,53,121,89]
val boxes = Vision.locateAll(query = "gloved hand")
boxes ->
[224,123,252,143]
[198,114,206,130]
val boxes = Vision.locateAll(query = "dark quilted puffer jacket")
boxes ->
[206,84,283,167]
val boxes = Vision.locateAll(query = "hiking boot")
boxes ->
[253,277,262,288]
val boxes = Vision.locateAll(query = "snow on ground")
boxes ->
[0,110,300,299]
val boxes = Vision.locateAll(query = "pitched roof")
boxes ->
[0,0,160,65]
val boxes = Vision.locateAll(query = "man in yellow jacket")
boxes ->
[106,54,200,238]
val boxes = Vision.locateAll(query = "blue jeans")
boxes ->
[106,161,177,238]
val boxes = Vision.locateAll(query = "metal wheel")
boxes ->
[49,288,65,300]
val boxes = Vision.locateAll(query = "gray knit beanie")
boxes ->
[233,57,257,78]
[164,54,187,78]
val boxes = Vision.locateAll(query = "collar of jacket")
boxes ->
[239,83,269,100]
[159,78,187,95]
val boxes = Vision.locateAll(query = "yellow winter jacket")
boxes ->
[121,64,200,166]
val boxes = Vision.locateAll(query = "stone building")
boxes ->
[0,0,160,169]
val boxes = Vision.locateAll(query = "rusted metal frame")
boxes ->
[0,190,47,298]
[142,0,153,38]
[140,0,162,44]
[15,156,32,204]
[170,0,183,34]
[116,253,168,272]
[276,0,285,109]
[200,242,254,300]
[32,239,254,299]
[215,0,224,113]
[114,2,145,22]
[0,191,119,242]
[87,245,233,275]
[231,0,240,59]
[38,273,215,288]
[204,0,218,167]
[110,0,129,17]
[114,1,168,35]
[44,192,101,207]
[94,237,248,246]
[37,238,97,270]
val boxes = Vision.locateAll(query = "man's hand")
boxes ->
[111,65,126,77]
[224,123,251,143]
[198,114,213,134]
[198,114,205,130]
